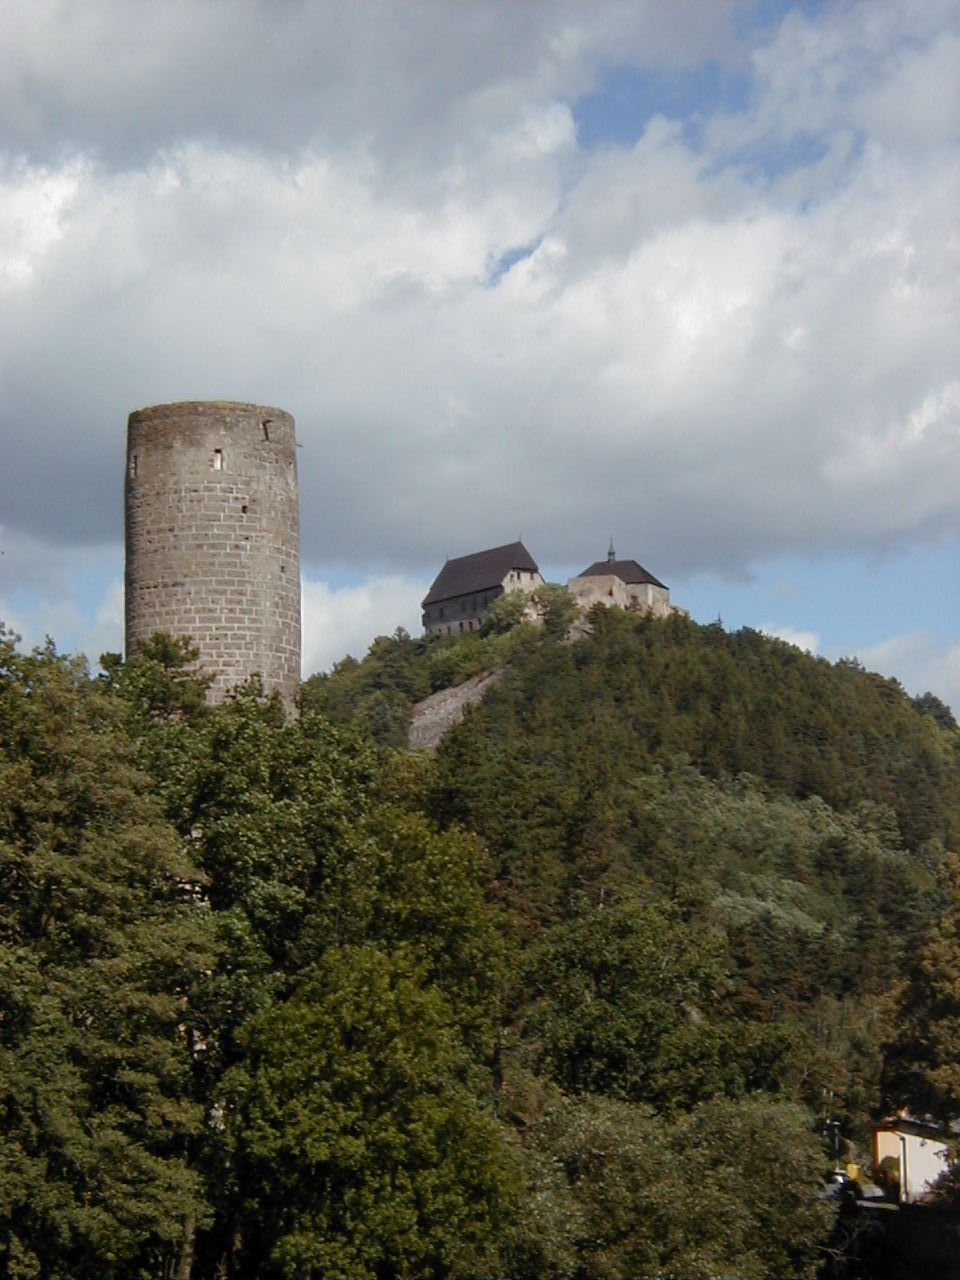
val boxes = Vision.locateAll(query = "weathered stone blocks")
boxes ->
[124,401,300,707]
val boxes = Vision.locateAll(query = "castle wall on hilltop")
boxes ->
[566,573,675,617]
[124,401,300,706]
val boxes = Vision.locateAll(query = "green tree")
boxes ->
[913,690,958,733]
[101,631,212,724]
[884,851,960,1123]
[530,583,579,638]
[479,589,530,637]
[0,631,215,1278]
[228,946,516,1278]
[666,1096,834,1278]
[357,805,505,1055]
[108,648,511,1276]
[507,1088,832,1279]
[115,674,385,1274]
[522,893,726,1101]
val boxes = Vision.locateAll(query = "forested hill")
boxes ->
[3,613,959,1278]
[309,603,959,859]
[313,606,960,1055]
[455,610,953,835]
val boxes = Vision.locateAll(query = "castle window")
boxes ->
[129,454,138,479]
[212,449,223,471]
[262,419,272,441]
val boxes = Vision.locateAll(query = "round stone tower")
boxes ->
[124,401,300,707]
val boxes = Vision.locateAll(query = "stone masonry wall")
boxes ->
[423,588,501,636]
[422,570,544,636]
[408,671,502,750]
[567,574,676,619]
[125,401,300,706]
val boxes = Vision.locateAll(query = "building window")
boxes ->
[262,419,272,441]
[129,454,138,478]
[212,449,223,471]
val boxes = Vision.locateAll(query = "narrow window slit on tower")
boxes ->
[212,449,223,471]
[129,454,138,478]
[262,419,272,441]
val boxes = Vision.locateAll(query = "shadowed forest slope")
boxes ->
[2,615,958,1278]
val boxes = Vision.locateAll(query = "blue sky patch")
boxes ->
[487,238,543,286]
[717,131,835,184]
[673,541,959,661]
[573,62,750,151]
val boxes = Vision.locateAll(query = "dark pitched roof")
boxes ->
[575,558,666,590]
[422,541,540,607]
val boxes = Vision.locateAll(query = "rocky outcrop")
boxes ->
[408,670,501,751]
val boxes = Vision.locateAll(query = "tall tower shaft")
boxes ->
[124,400,300,706]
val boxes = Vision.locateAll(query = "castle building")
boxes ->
[566,542,677,617]
[124,400,300,707]
[421,540,543,635]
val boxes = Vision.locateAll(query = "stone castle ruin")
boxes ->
[124,401,300,706]
[122,401,678,708]
[420,541,543,636]
[421,539,680,636]
[566,542,675,618]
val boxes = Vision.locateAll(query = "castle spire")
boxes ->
[607,538,616,563]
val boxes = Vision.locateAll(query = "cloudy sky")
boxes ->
[1,0,958,709]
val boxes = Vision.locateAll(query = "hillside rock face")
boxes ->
[408,671,501,750]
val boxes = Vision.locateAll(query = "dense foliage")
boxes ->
[1,609,957,1278]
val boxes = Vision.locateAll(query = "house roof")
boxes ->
[575,558,666,590]
[873,1112,959,1137]
[422,541,540,607]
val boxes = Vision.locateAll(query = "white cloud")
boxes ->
[302,574,427,675]
[853,631,960,714]
[0,1,956,680]
[0,574,121,669]
[0,157,85,289]
[760,624,821,655]
[2,48,954,569]
[0,1,731,168]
